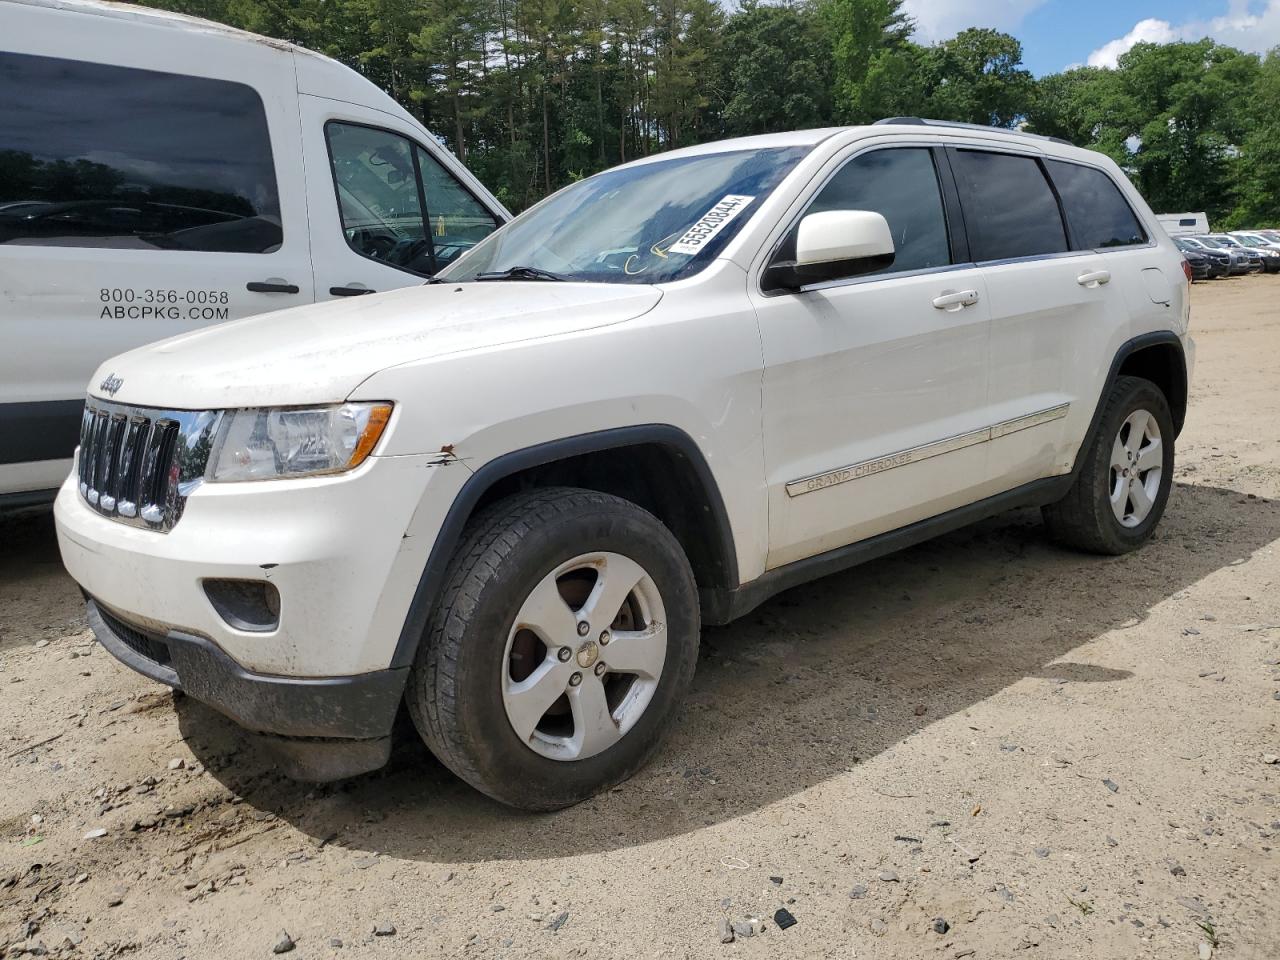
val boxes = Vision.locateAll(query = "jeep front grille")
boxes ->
[77,400,222,532]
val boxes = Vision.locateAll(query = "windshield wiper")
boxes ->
[473,265,569,282]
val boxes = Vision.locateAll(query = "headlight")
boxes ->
[207,402,393,482]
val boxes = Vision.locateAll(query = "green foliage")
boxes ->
[138,0,1280,224]
[719,1,832,134]
[1027,39,1266,225]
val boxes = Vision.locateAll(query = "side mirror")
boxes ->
[767,210,895,290]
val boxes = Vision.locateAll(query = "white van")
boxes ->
[0,0,509,505]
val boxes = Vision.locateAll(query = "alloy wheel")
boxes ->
[1109,408,1162,527]
[501,551,666,761]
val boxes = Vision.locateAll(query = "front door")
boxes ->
[298,96,502,300]
[752,145,993,568]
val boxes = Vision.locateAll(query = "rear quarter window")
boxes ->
[0,52,281,253]
[1046,160,1147,250]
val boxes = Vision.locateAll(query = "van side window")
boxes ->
[1046,160,1148,250]
[325,123,497,276]
[773,148,951,278]
[415,147,499,265]
[949,150,1067,262]
[0,52,281,253]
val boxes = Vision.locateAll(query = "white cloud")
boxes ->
[902,0,1048,44]
[1086,18,1179,69]
[1085,1,1280,70]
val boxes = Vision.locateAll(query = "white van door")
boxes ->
[298,96,503,299]
[0,33,312,491]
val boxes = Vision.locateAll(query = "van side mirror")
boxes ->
[767,210,896,291]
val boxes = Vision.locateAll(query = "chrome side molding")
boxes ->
[785,403,1070,498]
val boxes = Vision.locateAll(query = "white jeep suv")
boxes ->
[55,119,1194,810]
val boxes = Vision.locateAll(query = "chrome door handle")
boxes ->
[932,289,980,311]
[1077,269,1111,288]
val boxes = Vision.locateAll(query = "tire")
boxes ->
[405,487,700,810]
[1042,375,1175,555]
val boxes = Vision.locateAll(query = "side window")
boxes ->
[950,150,1067,262]
[416,147,499,267]
[1046,160,1147,250]
[326,123,430,273]
[774,148,951,277]
[325,122,497,276]
[0,52,281,253]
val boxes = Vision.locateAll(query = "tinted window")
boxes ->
[773,148,950,277]
[1179,218,1197,226]
[950,150,1067,262]
[1047,160,1146,250]
[0,52,281,253]
[326,122,497,276]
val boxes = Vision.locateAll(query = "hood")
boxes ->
[87,282,662,409]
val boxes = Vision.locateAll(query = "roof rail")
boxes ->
[873,117,1073,147]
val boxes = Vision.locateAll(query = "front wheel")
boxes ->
[406,487,700,810]
[1043,375,1175,554]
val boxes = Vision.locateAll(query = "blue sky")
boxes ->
[898,0,1280,75]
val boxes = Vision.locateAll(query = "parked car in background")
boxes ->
[0,0,510,508]
[1205,234,1266,273]
[56,118,1194,809]
[1181,249,1211,281]
[1191,236,1251,275]
[1174,237,1228,278]
[1229,231,1280,271]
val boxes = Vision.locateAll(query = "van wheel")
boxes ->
[405,487,699,810]
[1043,375,1175,554]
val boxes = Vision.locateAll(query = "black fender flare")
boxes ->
[389,423,738,668]
[1073,330,1189,474]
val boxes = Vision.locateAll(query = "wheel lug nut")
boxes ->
[599,630,610,645]
[569,672,582,686]
[558,647,572,662]
[576,621,590,637]
[594,662,607,676]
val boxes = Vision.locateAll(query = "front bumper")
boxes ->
[56,447,472,777]
[87,598,402,778]
[55,452,463,676]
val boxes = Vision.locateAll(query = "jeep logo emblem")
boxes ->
[99,373,124,397]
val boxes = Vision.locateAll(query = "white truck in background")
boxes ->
[1157,212,1209,237]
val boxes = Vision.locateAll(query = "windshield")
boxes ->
[1213,235,1241,247]
[439,146,811,284]
[1196,237,1222,249]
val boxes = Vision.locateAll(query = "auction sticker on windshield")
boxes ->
[668,195,755,256]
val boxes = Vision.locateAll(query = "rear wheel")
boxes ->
[406,487,699,810]
[1043,375,1175,554]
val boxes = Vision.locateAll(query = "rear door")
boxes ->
[0,19,312,489]
[948,147,1139,490]
[299,97,503,299]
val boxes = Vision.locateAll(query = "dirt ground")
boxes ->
[2,278,1278,960]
